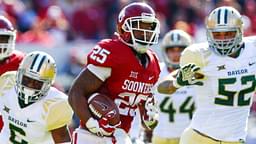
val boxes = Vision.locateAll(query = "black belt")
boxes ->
[193,129,221,142]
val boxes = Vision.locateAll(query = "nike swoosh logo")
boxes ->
[94,100,108,110]
[249,62,256,66]
[149,76,154,80]
[27,119,36,123]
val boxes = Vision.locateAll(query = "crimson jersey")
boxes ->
[0,50,24,75]
[0,50,24,131]
[87,38,160,132]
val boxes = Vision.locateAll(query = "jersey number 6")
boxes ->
[9,123,28,144]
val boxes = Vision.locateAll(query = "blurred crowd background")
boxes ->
[4,0,256,80]
[3,0,256,43]
[3,0,256,69]
[2,0,256,143]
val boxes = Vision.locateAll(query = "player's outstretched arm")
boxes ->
[157,70,179,94]
[157,79,178,94]
[158,64,204,94]
[68,68,103,124]
[174,63,204,88]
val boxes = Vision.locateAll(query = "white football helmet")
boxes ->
[161,29,192,69]
[206,6,243,56]
[15,51,56,104]
[0,16,16,60]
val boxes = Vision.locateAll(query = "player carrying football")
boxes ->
[68,2,161,144]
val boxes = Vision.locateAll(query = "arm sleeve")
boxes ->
[180,46,205,67]
[0,71,16,97]
[87,42,116,68]
[46,100,73,131]
[87,64,111,81]
[86,41,117,81]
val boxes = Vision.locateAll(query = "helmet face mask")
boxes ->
[117,2,160,53]
[161,29,192,69]
[0,16,16,60]
[206,6,243,56]
[15,51,56,105]
[17,73,49,104]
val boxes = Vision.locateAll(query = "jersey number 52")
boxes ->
[215,75,255,106]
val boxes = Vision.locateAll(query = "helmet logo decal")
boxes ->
[118,10,125,22]
[141,12,154,17]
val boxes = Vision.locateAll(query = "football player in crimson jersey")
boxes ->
[0,16,24,131]
[0,16,24,75]
[68,2,161,144]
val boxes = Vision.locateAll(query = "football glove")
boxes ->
[86,116,121,137]
[112,128,132,144]
[85,117,104,136]
[98,117,121,136]
[143,97,159,130]
[173,63,203,88]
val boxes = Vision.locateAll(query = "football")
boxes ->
[88,93,120,126]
